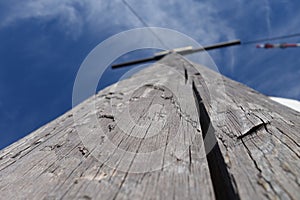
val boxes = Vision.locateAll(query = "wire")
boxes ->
[243,32,300,44]
[121,0,168,49]
[121,0,149,28]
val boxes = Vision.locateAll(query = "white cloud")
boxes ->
[1,0,236,43]
[270,97,300,112]
[1,0,85,38]
[124,0,236,43]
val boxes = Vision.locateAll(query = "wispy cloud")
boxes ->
[0,0,236,42]
[264,0,272,35]
[1,0,85,39]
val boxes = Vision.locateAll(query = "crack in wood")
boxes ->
[240,139,280,199]
[78,146,89,157]
[192,80,240,200]
[98,114,115,121]
[184,67,188,84]
[237,122,269,140]
[10,145,31,159]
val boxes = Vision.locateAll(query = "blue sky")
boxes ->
[0,0,299,149]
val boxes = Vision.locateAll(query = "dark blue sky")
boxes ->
[0,0,299,149]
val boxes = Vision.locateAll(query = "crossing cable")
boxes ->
[121,0,168,49]
[112,40,241,68]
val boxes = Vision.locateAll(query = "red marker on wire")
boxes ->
[256,43,300,49]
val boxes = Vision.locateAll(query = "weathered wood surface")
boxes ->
[0,54,299,200]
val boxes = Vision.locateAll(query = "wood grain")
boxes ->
[0,54,299,200]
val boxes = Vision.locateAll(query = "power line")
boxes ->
[121,0,168,49]
[112,40,241,68]
[121,0,149,29]
[243,32,300,44]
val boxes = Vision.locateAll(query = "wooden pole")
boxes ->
[0,54,299,200]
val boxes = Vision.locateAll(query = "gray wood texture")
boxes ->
[0,54,299,200]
